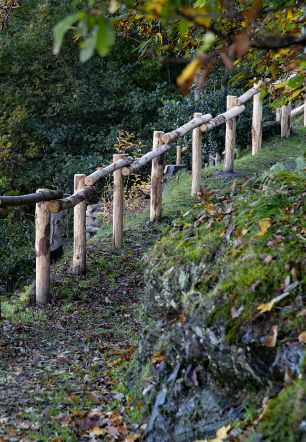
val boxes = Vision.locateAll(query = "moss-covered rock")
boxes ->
[131,160,306,441]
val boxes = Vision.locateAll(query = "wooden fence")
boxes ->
[0,85,305,305]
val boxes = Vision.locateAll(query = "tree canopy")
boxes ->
[52,0,306,104]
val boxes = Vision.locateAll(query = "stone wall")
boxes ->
[86,203,103,239]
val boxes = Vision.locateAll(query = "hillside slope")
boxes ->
[0,128,305,441]
[131,127,306,442]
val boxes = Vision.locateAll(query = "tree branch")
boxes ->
[250,33,306,49]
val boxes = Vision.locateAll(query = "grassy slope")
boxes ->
[0,127,305,441]
[137,127,306,441]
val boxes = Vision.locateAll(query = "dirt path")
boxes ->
[0,225,157,441]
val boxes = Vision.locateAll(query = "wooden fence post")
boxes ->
[276,108,282,122]
[113,154,124,248]
[35,189,51,305]
[224,95,237,173]
[281,103,291,138]
[176,146,182,166]
[252,92,263,155]
[73,174,86,275]
[191,112,202,196]
[150,131,164,222]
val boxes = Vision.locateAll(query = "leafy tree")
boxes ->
[53,0,306,104]
[0,0,176,194]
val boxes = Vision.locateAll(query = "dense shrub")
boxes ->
[0,0,176,194]
[156,87,275,166]
[0,214,34,295]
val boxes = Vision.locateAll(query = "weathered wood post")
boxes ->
[252,92,263,155]
[73,174,86,275]
[281,103,291,138]
[35,189,51,305]
[276,108,282,122]
[113,154,124,248]
[150,131,164,222]
[176,146,182,166]
[224,95,237,173]
[191,112,202,196]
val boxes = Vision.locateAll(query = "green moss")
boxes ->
[248,378,306,442]
[146,132,306,345]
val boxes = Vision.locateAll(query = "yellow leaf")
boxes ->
[180,7,211,27]
[257,290,292,314]
[257,300,275,314]
[287,10,294,20]
[258,217,272,236]
[195,425,231,442]
[298,331,306,343]
[275,81,287,89]
[151,350,166,364]
[177,58,202,94]
[156,32,163,44]
[213,425,231,441]
[92,427,106,436]
[146,0,165,19]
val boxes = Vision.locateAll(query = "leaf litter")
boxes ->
[0,227,156,441]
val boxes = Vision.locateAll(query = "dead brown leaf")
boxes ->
[151,350,166,364]
[262,325,278,348]
[232,33,250,57]
[86,391,101,405]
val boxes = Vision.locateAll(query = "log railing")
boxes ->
[0,84,305,305]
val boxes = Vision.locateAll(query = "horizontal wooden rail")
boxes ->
[0,85,267,207]
[0,190,63,207]
[122,143,172,176]
[235,85,260,105]
[162,113,212,144]
[291,103,304,118]
[85,156,133,186]
[48,186,95,212]
[201,104,246,133]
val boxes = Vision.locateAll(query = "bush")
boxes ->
[0,213,34,295]
[156,87,275,166]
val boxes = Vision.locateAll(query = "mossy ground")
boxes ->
[0,127,305,441]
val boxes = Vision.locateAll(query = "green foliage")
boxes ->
[249,376,306,442]
[0,0,175,194]
[156,84,274,164]
[0,214,34,295]
[54,1,305,100]
[145,128,306,332]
